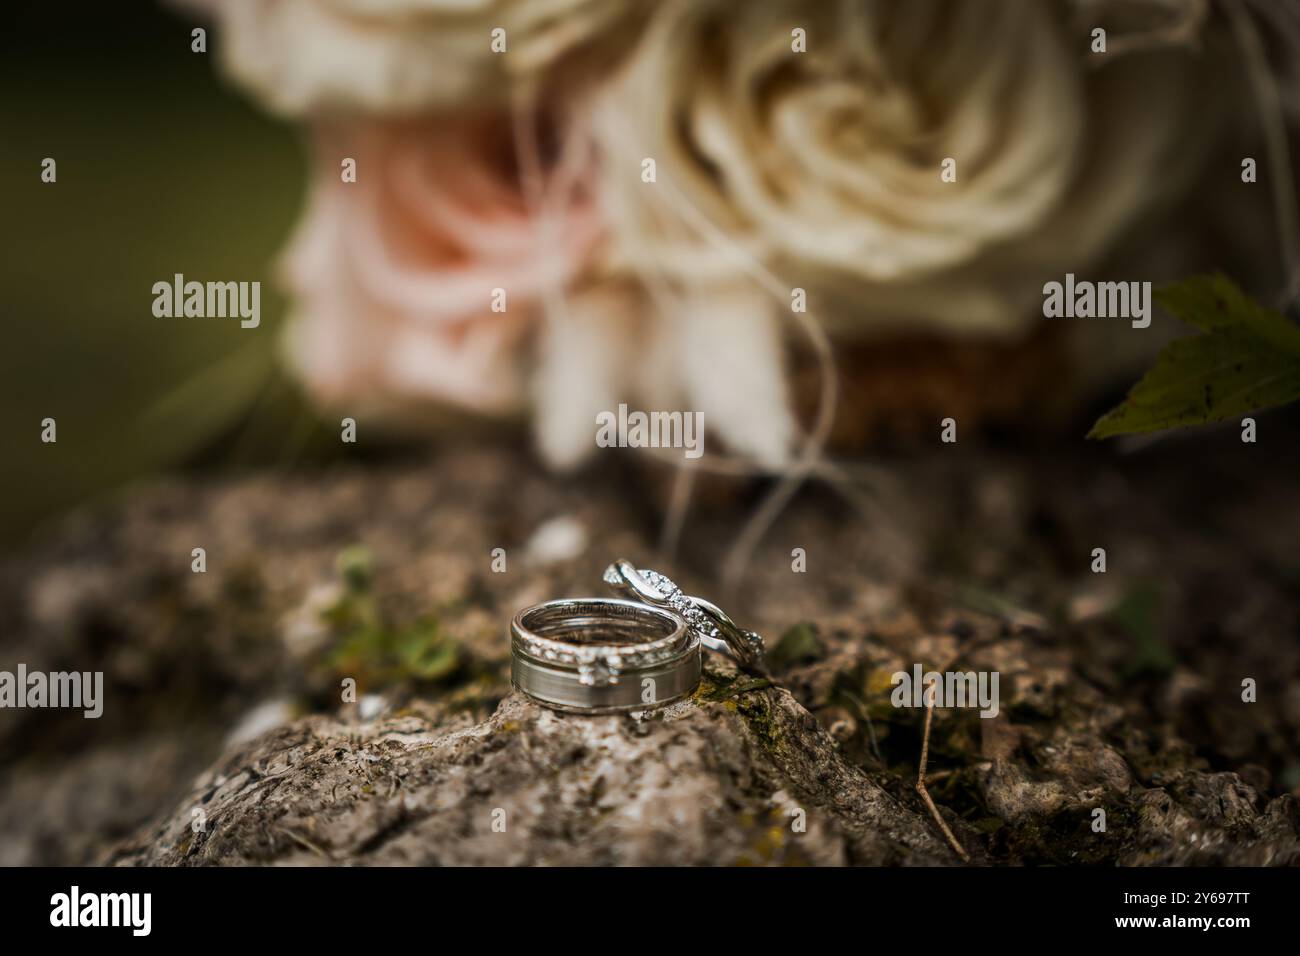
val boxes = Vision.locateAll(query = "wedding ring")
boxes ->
[602,560,766,671]
[511,561,768,714]
[511,598,700,713]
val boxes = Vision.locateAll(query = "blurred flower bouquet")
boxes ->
[186,0,1299,465]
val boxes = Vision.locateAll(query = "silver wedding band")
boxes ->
[511,598,701,713]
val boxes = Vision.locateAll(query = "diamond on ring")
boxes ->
[602,560,766,671]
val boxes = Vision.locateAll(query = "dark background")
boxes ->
[1,2,325,545]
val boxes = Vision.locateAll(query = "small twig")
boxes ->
[659,463,696,562]
[1086,0,1208,62]
[1223,0,1300,305]
[276,825,332,861]
[840,689,884,764]
[916,696,970,863]
[862,710,882,764]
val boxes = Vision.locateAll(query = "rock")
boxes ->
[4,430,1300,866]
[106,663,958,866]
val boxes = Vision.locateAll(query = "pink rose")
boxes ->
[281,116,602,417]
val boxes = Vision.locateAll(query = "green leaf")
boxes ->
[1089,275,1300,439]
[766,623,822,669]
[1154,274,1300,354]
[335,545,375,594]
[398,621,460,682]
[1111,581,1174,678]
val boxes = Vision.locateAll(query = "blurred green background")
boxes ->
[0,2,335,546]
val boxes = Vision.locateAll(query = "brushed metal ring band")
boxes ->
[511,598,700,714]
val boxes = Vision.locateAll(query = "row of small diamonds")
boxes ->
[639,570,721,643]
[516,636,685,667]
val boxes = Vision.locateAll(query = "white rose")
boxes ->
[180,0,652,115]
[588,0,1222,336]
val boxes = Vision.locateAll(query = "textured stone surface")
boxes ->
[107,664,959,866]
[4,430,1300,866]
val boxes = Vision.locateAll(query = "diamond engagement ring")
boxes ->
[602,559,766,671]
[510,560,767,714]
